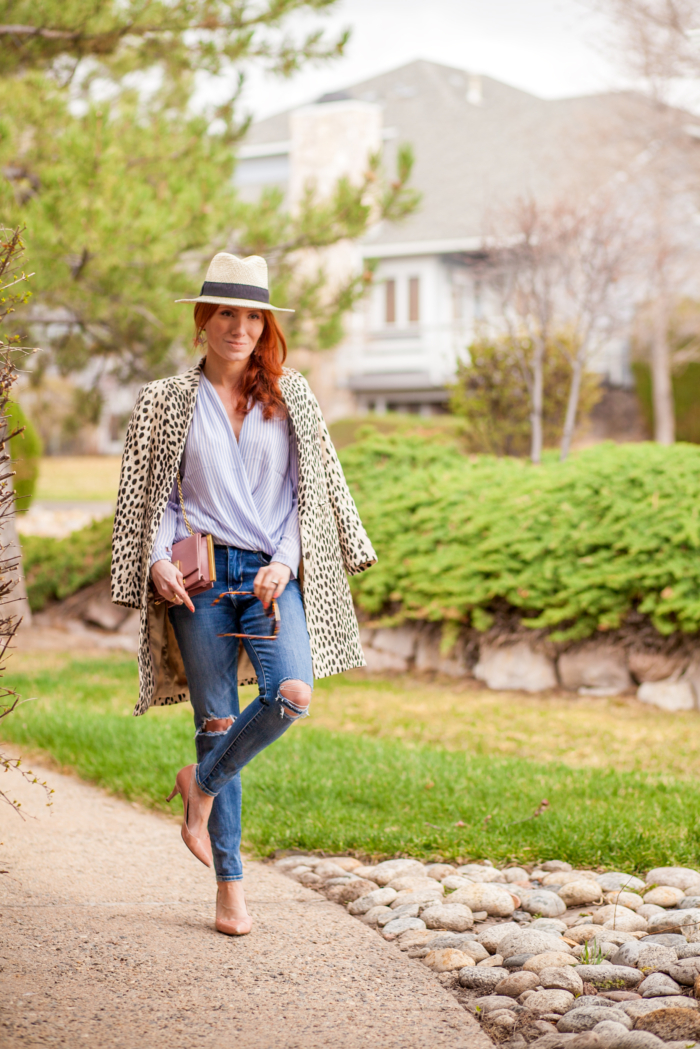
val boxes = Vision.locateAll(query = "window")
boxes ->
[408,277,420,323]
[385,279,396,324]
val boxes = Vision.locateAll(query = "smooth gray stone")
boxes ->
[504,953,535,969]
[677,942,700,959]
[667,957,700,985]
[474,994,522,1015]
[612,1034,665,1049]
[558,1007,631,1033]
[458,966,509,991]
[611,942,642,968]
[639,934,686,948]
[425,932,479,950]
[531,918,569,933]
[636,944,678,971]
[528,1036,578,1049]
[679,896,700,909]
[592,1019,634,1046]
[622,997,699,1018]
[575,965,643,989]
[564,997,619,1013]
[520,890,568,917]
[596,873,646,893]
[638,971,682,997]
[499,929,569,960]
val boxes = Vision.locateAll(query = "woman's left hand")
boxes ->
[254,561,291,609]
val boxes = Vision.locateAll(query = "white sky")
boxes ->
[236,0,622,120]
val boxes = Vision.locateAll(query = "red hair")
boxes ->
[194,302,287,420]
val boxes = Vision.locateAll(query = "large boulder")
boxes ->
[474,641,557,692]
[629,650,687,683]
[558,643,631,693]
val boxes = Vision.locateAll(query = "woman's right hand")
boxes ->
[151,559,195,612]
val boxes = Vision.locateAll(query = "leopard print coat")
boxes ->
[111,364,376,716]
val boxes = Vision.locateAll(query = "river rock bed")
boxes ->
[275,856,700,1049]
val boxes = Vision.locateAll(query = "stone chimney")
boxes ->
[467,73,483,107]
[289,99,382,205]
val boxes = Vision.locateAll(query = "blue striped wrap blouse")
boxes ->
[151,371,300,575]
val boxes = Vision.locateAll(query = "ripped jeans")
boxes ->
[168,546,313,881]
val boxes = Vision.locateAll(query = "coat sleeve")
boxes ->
[313,393,377,577]
[111,385,153,608]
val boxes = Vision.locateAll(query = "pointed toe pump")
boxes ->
[215,914,254,937]
[166,764,213,868]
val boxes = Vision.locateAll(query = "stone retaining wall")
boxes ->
[359,624,700,712]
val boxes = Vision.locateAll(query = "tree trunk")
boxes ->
[651,297,675,445]
[560,352,585,462]
[530,337,545,463]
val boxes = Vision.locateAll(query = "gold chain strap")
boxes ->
[177,470,194,537]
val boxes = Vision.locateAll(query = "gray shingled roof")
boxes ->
[243,59,663,247]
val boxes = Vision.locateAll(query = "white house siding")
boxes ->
[233,59,692,420]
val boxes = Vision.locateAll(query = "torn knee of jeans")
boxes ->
[199,716,236,736]
[278,681,312,720]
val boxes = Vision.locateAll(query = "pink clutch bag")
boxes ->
[166,470,216,603]
[172,532,216,598]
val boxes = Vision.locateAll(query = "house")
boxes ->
[237,60,694,420]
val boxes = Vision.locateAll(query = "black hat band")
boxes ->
[200,281,270,303]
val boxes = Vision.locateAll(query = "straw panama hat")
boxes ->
[176,252,294,312]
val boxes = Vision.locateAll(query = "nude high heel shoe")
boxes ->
[215,885,253,937]
[166,764,213,868]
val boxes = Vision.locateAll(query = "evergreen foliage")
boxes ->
[341,433,700,641]
[0,1,420,387]
[23,514,113,611]
[6,400,42,510]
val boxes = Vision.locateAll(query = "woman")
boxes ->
[111,252,376,936]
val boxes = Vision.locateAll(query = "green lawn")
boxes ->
[3,652,700,871]
[35,456,122,502]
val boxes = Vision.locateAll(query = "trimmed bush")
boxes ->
[22,515,113,612]
[6,400,42,511]
[340,433,700,641]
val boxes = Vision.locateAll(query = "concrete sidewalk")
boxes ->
[0,761,492,1049]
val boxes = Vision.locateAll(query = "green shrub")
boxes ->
[6,400,43,511]
[22,514,113,612]
[341,433,700,641]
[450,334,601,456]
